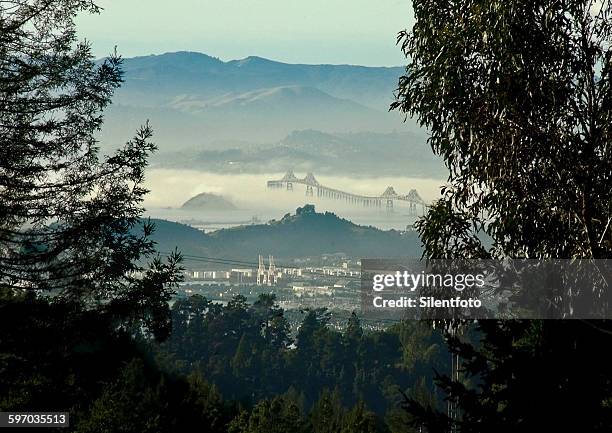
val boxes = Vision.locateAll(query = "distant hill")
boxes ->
[181,192,237,210]
[145,205,421,262]
[169,86,371,113]
[161,129,444,178]
[97,51,421,154]
[111,51,404,110]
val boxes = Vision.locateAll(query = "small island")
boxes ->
[180,192,237,210]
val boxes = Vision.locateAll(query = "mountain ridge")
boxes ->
[167,85,375,114]
[108,50,405,110]
[96,51,425,170]
[106,50,403,71]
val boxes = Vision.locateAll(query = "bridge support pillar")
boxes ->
[306,185,313,196]
[286,182,293,191]
[386,199,393,212]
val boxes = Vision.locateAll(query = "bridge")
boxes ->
[267,171,427,214]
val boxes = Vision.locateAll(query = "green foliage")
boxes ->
[346,311,364,341]
[386,377,438,433]
[0,283,446,432]
[0,295,141,412]
[228,389,388,433]
[399,321,443,372]
[341,400,383,433]
[162,295,448,424]
[393,0,612,260]
[76,359,168,433]
[229,396,307,433]
[1,1,183,428]
[402,320,612,432]
[393,1,612,431]
[309,389,345,433]
[0,0,182,337]
[76,360,234,433]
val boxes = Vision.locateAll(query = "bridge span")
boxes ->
[267,171,427,214]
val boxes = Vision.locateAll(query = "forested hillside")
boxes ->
[147,205,421,260]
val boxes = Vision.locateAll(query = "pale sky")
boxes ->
[76,0,413,66]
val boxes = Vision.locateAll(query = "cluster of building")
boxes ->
[181,255,361,298]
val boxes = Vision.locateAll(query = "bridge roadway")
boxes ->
[267,171,427,212]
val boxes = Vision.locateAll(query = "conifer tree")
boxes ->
[0,0,181,338]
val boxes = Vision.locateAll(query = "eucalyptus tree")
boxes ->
[393,1,612,431]
[393,0,612,260]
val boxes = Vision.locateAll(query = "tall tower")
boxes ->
[268,255,276,286]
[257,254,267,286]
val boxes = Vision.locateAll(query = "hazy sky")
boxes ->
[76,0,414,66]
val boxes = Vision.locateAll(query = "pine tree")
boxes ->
[341,400,382,433]
[236,396,307,433]
[0,0,183,418]
[0,0,181,338]
[346,311,364,342]
[309,388,346,433]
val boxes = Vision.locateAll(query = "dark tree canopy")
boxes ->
[393,1,612,432]
[0,0,181,338]
[393,0,612,260]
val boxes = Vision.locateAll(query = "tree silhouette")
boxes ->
[393,0,612,431]
[0,0,182,419]
[393,0,612,261]
[0,0,182,336]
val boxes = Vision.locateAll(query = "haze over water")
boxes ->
[144,169,445,231]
